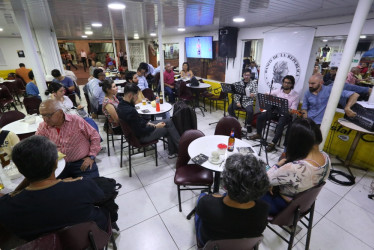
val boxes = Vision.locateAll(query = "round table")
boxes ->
[114,79,126,86]
[186,83,211,117]
[188,135,255,192]
[334,118,374,176]
[135,102,172,115]
[2,115,43,135]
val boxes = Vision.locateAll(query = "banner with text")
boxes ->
[258,28,315,95]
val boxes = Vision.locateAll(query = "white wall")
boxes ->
[0,37,31,70]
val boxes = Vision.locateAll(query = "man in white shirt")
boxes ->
[80,49,88,72]
[250,75,300,152]
[250,61,259,79]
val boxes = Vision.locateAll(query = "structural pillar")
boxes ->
[157,2,165,96]
[122,9,131,70]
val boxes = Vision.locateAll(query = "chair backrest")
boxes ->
[154,72,160,88]
[214,116,242,139]
[0,85,14,100]
[84,92,92,114]
[203,236,263,250]
[15,75,27,88]
[270,182,326,226]
[23,96,42,115]
[16,221,111,250]
[119,119,142,148]
[68,94,77,107]
[2,81,17,95]
[178,81,192,98]
[0,110,26,127]
[14,78,26,92]
[176,129,205,168]
[142,88,155,101]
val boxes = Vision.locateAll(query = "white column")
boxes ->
[11,0,48,100]
[320,0,373,148]
[108,9,118,69]
[25,0,64,75]
[157,2,165,96]
[122,9,131,70]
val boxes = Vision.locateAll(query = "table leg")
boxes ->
[344,131,362,176]
[213,171,221,193]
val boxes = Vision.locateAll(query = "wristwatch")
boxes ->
[89,155,95,160]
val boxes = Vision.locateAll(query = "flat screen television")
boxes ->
[185,36,213,59]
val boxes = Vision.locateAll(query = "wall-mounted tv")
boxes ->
[185,36,213,59]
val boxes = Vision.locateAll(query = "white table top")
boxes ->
[188,135,255,172]
[338,118,374,134]
[2,115,43,135]
[0,80,15,83]
[135,102,172,115]
[0,159,65,193]
[186,83,211,89]
[114,79,126,84]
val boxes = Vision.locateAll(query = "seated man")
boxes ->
[117,83,180,158]
[228,69,257,133]
[195,153,269,247]
[15,63,31,84]
[302,74,359,125]
[136,66,149,91]
[25,70,40,99]
[163,63,176,103]
[250,75,300,152]
[85,69,106,115]
[323,66,337,85]
[0,136,108,242]
[36,99,101,178]
[51,69,75,94]
[106,61,118,74]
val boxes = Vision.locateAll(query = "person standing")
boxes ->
[163,63,176,103]
[118,49,124,66]
[66,52,78,70]
[80,49,88,72]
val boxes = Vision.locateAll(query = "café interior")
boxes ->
[0,0,374,249]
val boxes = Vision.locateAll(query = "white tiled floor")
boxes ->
[16,92,374,249]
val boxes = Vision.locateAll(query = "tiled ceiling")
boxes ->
[0,0,373,40]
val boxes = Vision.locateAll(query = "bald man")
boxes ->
[301,74,359,125]
[36,99,101,179]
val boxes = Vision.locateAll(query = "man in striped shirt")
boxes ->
[36,99,101,179]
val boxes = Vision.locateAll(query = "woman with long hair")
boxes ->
[261,118,331,215]
[100,80,121,134]
[180,62,194,79]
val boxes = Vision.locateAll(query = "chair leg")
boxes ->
[107,132,110,156]
[177,185,182,212]
[144,147,146,157]
[305,203,315,250]
[128,145,132,177]
[288,208,301,250]
[154,143,158,166]
[111,133,115,148]
[120,135,124,168]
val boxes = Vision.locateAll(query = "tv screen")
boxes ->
[185,36,213,59]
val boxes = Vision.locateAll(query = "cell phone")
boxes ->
[135,106,140,110]
[141,109,150,113]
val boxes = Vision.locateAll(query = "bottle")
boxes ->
[160,91,164,104]
[0,149,10,168]
[156,96,160,112]
[227,129,235,152]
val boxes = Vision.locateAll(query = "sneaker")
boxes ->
[246,126,252,133]
[266,143,276,152]
[168,153,178,159]
[249,134,262,140]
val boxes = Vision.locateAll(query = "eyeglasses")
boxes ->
[41,110,58,118]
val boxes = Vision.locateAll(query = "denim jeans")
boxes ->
[57,159,99,179]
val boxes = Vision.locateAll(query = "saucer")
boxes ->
[209,157,223,165]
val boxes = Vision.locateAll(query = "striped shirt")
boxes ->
[36,113,101,162]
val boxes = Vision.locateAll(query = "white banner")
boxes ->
[330,52,343,67]
[258,28,316,95]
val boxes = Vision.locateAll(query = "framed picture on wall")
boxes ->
[17,50,25,58]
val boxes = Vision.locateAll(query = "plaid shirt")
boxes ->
[233,79,258,108]
[36,114,101,162]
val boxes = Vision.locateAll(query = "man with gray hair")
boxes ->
[36,99,101,178]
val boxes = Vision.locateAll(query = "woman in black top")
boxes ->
[195,153,270,247]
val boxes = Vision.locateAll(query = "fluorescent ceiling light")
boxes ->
[0,28,3,32]
[92,23,102,27]
[150,33,156,37]
[177,28,185,32]
[82,35,87,38]
[85,31,93,35]
[360,35,366,39]
[233,17,245,23]
[134,37,139,39]
[322,39,328,42]
[108,3,126,10]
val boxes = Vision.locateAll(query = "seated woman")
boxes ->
[25,71,40,99]
[0,136,108,243]
[45,82,100,135]
[180,62,194,79]
[100,80,122,134]
[262,118,331,216]
[195,153,269,247]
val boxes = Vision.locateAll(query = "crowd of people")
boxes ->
[0,52,372,249]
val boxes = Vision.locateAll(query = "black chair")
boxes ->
[142,88,156,101]
[0,110,25,127]
[0,85,18,112]
[200,236,263,250]
[119,119,158,177]
[214,116,242,139]
[23,96,41,115]
[174,130,213,212]
[267,182,326,250]
[104,117,124,157]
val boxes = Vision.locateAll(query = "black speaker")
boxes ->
[244,41,252,57]
[219,27,238,58]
